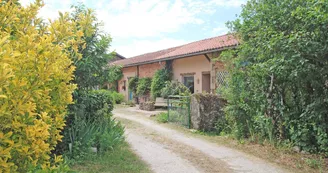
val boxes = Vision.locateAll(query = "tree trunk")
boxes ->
[266,74,274,118]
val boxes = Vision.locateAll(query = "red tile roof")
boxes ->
[113,34,238,67]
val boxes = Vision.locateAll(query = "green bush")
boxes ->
[136,78,152,96]
[221,0,328,154]
[75,90,114,121]
[111,91,124,104]
[161,81,190,98]
[128,77,139,94]
[0,2,92,171]
[156,112,168,123]
[96,118,125,153]
[106,65,123,84]
[63,113,124,160]
[55,90,125,159]
[214,116,230,135]
[151,69,171,99]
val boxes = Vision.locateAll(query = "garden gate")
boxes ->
[167,95,191,128]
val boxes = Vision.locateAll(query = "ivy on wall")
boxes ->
[128,76,139,94]
[137,78,152,96]
[150,69,172,98]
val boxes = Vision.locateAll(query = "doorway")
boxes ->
[202,73,210,93]
[127,78,133,101]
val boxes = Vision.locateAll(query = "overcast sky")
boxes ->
[20,0,245,58]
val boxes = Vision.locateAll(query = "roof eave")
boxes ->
[122,45,237,67]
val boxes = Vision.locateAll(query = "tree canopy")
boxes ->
[70,5,117,90]
[222,0,328,154]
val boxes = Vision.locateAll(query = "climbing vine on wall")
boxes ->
[137,78,152,96]
[150,68,172,98]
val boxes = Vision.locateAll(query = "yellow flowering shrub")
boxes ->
[0,0,93,172]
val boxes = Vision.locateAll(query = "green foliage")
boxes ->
[64,114,124,161]
[0,1,92,171]
[93,90,124,104]
[167,110,185,123]
[107,65,123,83]
[97,118,125,153]
[56,90,111,153]
[151,69,171,98]
[110,91,124,104]
[128,76,139,94]
[305,157,325,169]
[57,90,124,161]
[28,162,73,173]
[71,142,150,173]
[136,78,152,96]
[55,5,126,164]
[70,5,116,90]
[214,115,230,135]
[221,0,328,154]
[161,81,191,98]
[156,112,168,123]
[74,90,114,121]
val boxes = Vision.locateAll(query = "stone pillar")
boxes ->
[190,93,226,131]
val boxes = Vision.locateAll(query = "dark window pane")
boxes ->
[183,76,194,93]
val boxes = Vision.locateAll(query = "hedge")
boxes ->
[0,1,90,172]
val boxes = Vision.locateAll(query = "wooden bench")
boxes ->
[154,97,168,107]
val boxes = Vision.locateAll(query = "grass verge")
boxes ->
[155,112,168,123]
[150,112,327,173]
[71,141,150,173]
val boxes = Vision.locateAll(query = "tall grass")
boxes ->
[66,113,124,160]
[55,90,125,162]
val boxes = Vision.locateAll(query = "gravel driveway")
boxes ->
[113,107,289,173]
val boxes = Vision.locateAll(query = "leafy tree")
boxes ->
[106,65,123,84]
[0,0,92,171]
[105,64,123,90]
[56,5,125,158]
[222,0,328,154]
[70,5,115,90]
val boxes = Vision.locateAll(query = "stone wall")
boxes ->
[190,93,226,131]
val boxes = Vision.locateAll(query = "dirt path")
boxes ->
[114,107,289,173]
[126,130,200,173]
